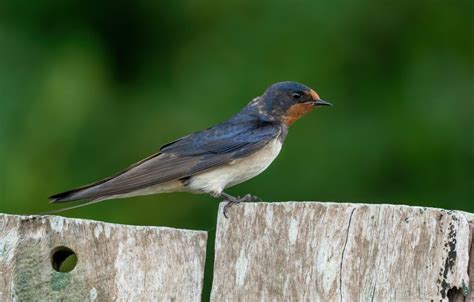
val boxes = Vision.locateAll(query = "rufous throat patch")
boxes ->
[282,103,314,125]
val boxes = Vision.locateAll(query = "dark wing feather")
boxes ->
[50,120,282,202]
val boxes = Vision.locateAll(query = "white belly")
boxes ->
[187,138,282,195]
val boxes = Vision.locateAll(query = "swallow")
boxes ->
[49,81,331,217]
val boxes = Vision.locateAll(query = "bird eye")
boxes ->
[291,92,303,100]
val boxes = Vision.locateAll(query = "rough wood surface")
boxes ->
[211,202,472,301]
[0,214,207,301]
[467,213,474,300]
[455,211,474,302]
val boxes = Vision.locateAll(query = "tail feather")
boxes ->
[40,199,108,214]
[49,180,111,203]
[48,153,161,203]
[49,189,91,203]
[49,169,127,203]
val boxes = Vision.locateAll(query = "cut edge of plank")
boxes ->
[217,200,469,214]
[0,213,207,235]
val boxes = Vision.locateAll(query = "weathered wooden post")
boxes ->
[2,202,472,301]
[211,202,473,301]
[0,214,207,301]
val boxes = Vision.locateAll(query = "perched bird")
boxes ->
[49,81,331,217]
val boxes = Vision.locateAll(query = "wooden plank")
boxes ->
[0,214,207,301]
[211,202,471,301]
[453,211,474,301]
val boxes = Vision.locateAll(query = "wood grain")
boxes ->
[0,214,207,301]
[211,202,472,301]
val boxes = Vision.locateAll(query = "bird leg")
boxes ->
[217,192,261,218]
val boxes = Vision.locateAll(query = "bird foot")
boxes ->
[220,193,261,218]
[241,193,261,202]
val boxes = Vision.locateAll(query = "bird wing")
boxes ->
[50,120,282,202]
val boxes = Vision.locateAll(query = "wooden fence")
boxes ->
[1,202,473,301]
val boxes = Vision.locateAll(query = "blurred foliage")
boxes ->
[0,0,472,299]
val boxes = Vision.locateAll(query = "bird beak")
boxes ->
[313,99,332,107]
[308,89,331,106]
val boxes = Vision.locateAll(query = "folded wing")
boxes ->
[49,120,282,202]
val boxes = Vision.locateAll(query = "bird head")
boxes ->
[248,81,331,125]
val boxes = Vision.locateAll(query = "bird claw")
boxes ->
[242,194,261,202]
[222,193,262,219]
[223,200,238,219]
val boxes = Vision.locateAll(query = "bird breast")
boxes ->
[186,138,283,194]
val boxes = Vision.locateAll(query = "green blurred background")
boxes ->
[0,0,472,298]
